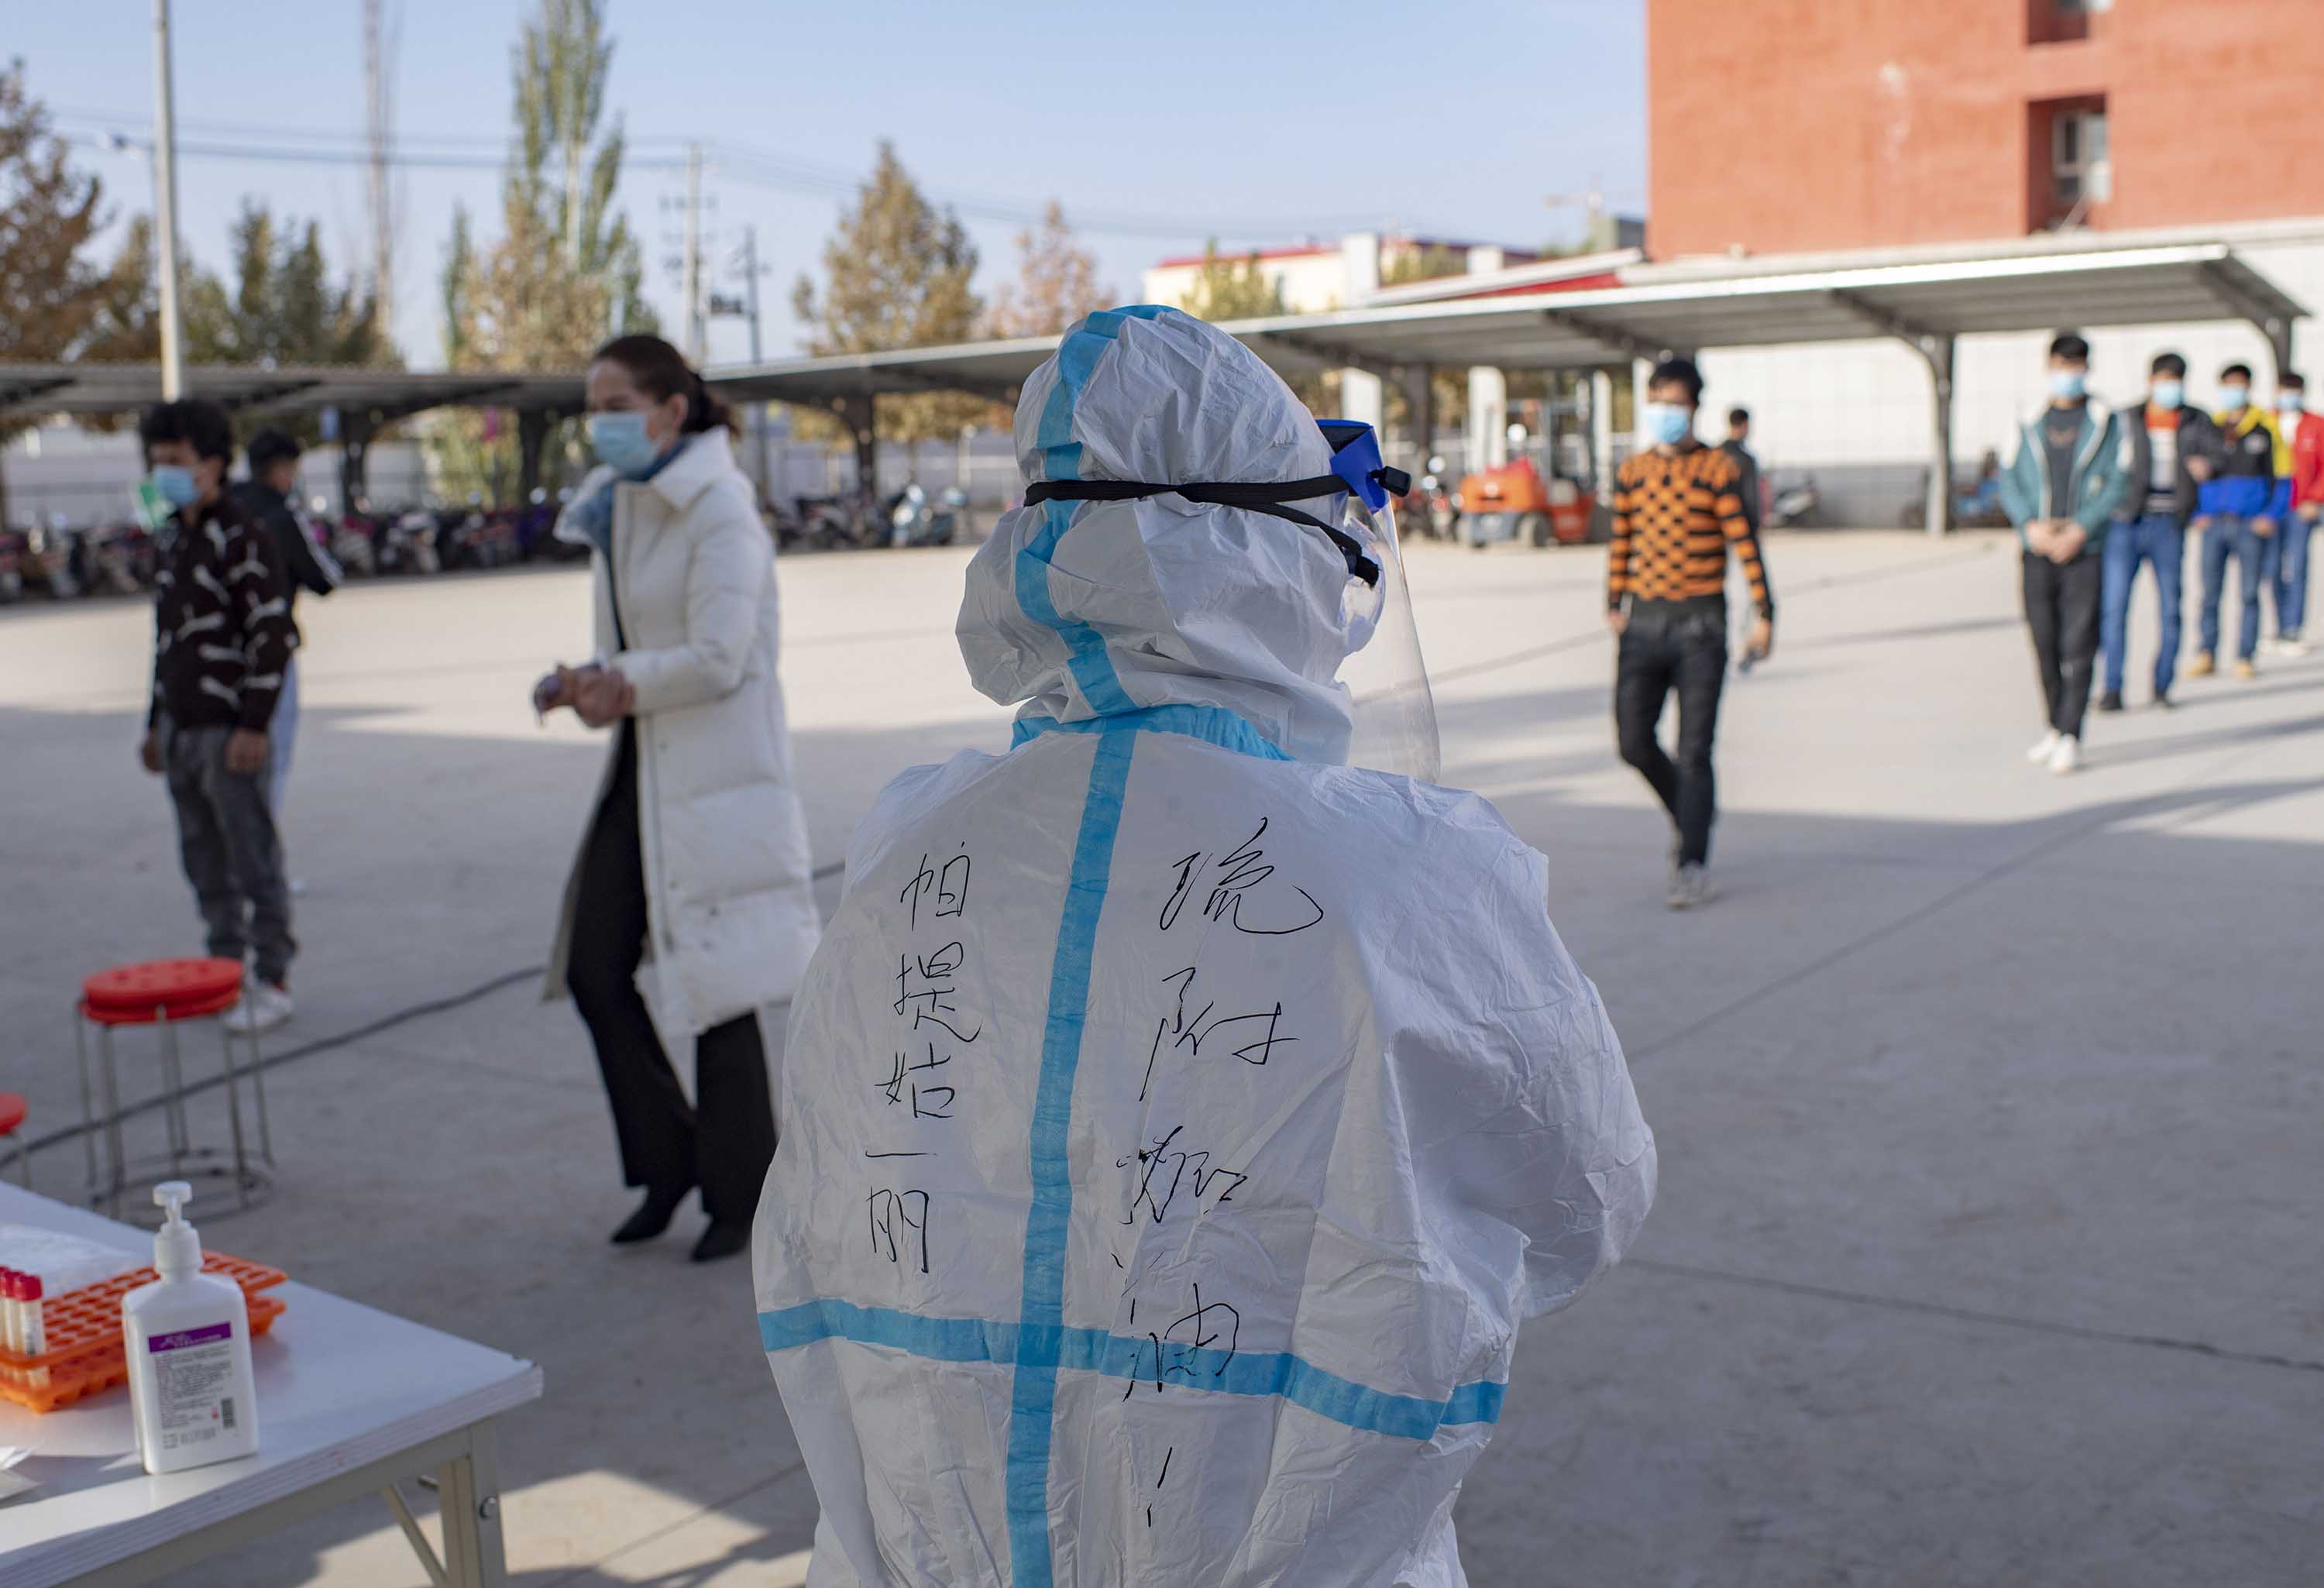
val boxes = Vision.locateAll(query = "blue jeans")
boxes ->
[2264,512,2312,640]
[2100,514,2185,696]
[2197,517,2266,661]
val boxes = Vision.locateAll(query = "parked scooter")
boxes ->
[0,527,25,603]
[1767,473,1820,530]
[799,490,880,551]
[382,507,442,575]
[88,521,153,595]
[885,483,967,548]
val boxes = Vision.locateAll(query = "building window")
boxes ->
[2030,97,2109,229]
[2028,0,2109,46]
[2052,108,2110,215]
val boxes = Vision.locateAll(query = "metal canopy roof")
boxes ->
[0,363,584,423]
[703,242,2305,406]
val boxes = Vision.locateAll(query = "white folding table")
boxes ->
[0,1184,541,1588]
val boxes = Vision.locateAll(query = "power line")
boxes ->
[57,109,1440,241]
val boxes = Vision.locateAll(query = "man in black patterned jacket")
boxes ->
[136,399,301,1033]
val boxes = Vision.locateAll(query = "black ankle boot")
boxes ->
[690,1219,751,1263]
[611,1184,692,1245]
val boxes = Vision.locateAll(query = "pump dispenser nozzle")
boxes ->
[152,1181,202,1278]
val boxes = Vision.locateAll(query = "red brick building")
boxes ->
[1649,0,2324,258]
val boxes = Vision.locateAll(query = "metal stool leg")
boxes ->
[158,1004,191,1170]
[246,1025,273,1167]
[98,1026,127,1218]
[215,1016,254,1208]
[74,1009,100,1201]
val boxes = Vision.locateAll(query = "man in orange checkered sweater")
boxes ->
[1605,356,1776,909]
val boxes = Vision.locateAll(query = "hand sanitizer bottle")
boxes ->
[122,1182,259,1473]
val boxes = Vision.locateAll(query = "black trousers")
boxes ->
[2023,551,2102,736]
[1614,599,1728,867]
[567,726,775,1223]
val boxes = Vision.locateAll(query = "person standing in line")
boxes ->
[1720,404,1763,534]
[1997,332,2126,774]
[2097,353,2218,713]
[2265,372,2319,657]
[136,400,300,1034]
[536,333,821,1263]
[1607,356,1775,909]
[2189,362,2280,680]
[235,428,342,816]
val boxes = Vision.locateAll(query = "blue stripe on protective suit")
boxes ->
[1005,725,1137,1588]
[1012,703,1290,761]
[1016,307,1175,718]
[758,1301,1505,1440]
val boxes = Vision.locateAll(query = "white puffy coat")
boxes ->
[544,427,821,1050]
[753,308,1652,1588]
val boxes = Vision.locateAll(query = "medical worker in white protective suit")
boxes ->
[753,305,1654,1588]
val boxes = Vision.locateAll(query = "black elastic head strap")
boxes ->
[1022,476,1381,586]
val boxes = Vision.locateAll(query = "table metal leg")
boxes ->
[381,1483,455,1588]
[435,1421,507,1588]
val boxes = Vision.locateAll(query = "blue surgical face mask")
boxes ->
[2150,380,2183,411]
[2278,391,2304,414]
[2219,385,2250,411]
[149,465,199,507]
[2049,370,2087,401]
[1642,402,1693,448]
[587,411,661,476]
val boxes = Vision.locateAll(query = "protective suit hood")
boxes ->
[959,305,1365,762]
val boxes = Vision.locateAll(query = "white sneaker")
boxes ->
[1666,862,1716,910]
[223,980,294,1035]
[2047,735,2082,775]
[2279,638,2311,658]
[2026,729,2063,764]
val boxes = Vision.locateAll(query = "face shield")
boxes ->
[1021,418,1442,782]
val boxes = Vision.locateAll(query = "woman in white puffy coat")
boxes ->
[537,334,821,1263]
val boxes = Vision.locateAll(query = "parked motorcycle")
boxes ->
[332,505,382,576]
[799,490,880,551]
[88,521,153,595]
[25,518,81,600]
[0,527,26,603]
[1416,455,1459,541]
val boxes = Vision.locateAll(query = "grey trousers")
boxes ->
[163,721,296,985]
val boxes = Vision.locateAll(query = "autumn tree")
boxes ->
[985,201,1112,338]
[0,60,107,519]
[429,0,651,500]
[791,141,988,480]
[1176,241,1287,321]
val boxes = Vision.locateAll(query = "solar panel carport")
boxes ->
[705,240,2306,534]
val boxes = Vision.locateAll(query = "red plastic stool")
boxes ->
[75,957,273,1218]
[0,1093,28,1188]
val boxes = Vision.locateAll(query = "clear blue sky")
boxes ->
[15,0,1645,370]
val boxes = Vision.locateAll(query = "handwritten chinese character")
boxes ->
[1160,818,1324,937]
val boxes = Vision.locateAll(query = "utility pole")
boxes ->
[150,0,186,399]
[364,0,397,346]
[741,224,772,499]
[681,143,705,365]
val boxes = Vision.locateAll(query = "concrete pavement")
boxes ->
[2,529,2317,1585]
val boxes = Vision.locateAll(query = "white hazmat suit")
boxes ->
[754,306,1654,1588]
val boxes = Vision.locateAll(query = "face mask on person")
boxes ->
[1642,403,1693,448]
[2278,391,2305,415]
[2048,370,2087,401]
[2150,380,2183,411]
[587,411,662,476]
[2219,384,2250,411]
[149,465,199,507]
